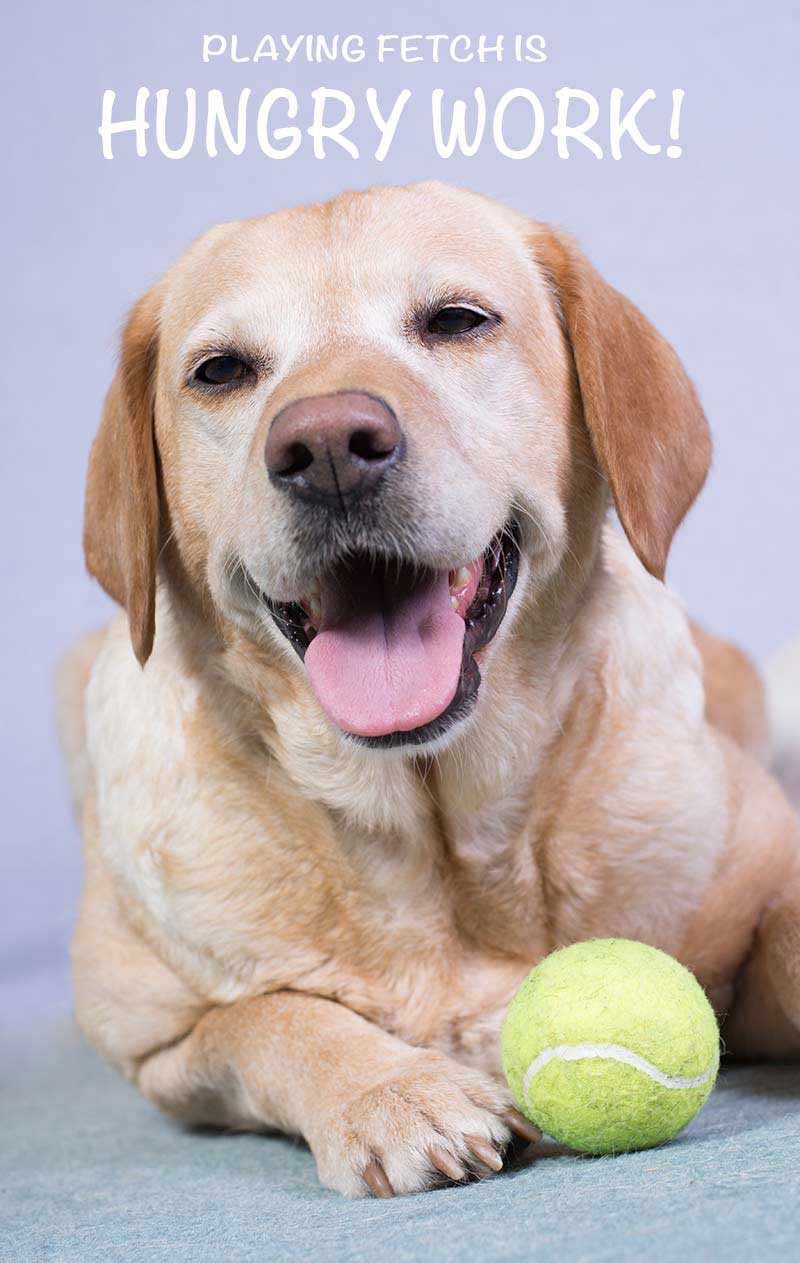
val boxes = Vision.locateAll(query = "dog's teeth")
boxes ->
[451,566,471,592]
[451,595,459,609]
[305,582,322,625]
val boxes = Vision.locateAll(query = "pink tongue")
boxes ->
[304,568,466,737]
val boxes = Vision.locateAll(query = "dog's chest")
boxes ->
[294,804,549,1065]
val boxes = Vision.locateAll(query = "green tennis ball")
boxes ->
[501,939,720,1155]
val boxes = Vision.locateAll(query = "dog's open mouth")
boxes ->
[262,520,520,747]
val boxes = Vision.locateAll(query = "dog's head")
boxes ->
[84,183,710,751]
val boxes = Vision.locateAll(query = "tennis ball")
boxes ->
[501,939,719,1155]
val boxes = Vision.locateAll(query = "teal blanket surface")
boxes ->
[3,1022,800,1262]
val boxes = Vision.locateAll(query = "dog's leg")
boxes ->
[679,738,800,1058]
[73,798,536,1197]
[725,874,800,1059]
[136,990,537,1197]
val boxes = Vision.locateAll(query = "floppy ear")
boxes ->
[533,227,712,580]
[84,287,162,665]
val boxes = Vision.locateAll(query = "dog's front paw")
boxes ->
[307,1048,540,1198]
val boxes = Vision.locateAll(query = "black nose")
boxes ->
[265,392,404,505]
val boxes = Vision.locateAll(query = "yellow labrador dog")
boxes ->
[59,182,800,1198]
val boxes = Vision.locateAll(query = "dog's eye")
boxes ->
[194,355,252,386]
[426,305,489,337]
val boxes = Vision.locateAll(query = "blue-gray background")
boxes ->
[2,0,797,1027]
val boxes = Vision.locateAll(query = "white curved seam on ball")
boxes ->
[522,1042,715,1102]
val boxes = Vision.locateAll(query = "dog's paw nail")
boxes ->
[363,1158,395,1198]
[464,1135,504,1172]
[428,1144,466,1182]
[503,1108,542,1145]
